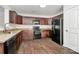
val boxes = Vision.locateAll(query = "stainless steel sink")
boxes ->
[1,31,12,34]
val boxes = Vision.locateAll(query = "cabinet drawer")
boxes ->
[0,44,4,54]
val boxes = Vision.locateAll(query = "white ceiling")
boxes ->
[8,5,63,18]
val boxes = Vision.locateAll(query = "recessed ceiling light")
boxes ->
[40,5,46,8]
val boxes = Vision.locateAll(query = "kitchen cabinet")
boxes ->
[41,30,52,38]
[0,43,4,54]
[22,17,49,25]
[22,29,33,41]
[17,15,22,24]
[9,11,22,24]
[0,36,16,54]
[0,30,22,54]
[4,36,16,54]
[40,18,48,25]
[9,11,17,23]
[16,31,23,50]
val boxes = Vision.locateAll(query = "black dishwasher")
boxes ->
[4,36,16,54]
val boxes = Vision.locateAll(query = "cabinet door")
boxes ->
[41,30,50,38]
[23,30,33,41]
[9,11,14,23]
[40,18,48,25]
[0,44,4,54]
[19,16,22,24]
[9,11,17,23]
[17,15,22,24]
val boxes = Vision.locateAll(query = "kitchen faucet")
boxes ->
[3,23,12,34]
[3,23,8,32]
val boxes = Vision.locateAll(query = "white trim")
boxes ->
[0,5,11,10]
[18,11,63,18]
[51,11,63,18]
[18,13,50,18]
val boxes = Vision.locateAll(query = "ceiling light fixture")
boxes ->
[40,5,46,8]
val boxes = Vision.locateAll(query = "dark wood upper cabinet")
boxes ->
[17,15,22,24]
[40,18,48,25]
[9,11,17,23]
[9,11,22,24]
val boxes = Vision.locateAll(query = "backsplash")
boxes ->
[9,24,52,30]
[0,24,4,30]
[0,23,52,31]
[0,23,16,31]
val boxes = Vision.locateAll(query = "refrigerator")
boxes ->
[52,18,63,45]
[33,26,41,39]
[33,19,41,39]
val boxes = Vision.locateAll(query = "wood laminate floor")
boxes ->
[17,38,78,54]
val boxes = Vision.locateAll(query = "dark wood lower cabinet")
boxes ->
[0,31,23,54]
[22,29,33,41]
[0,43,4,54]
[41,30,52,38]
[16,31,23,50]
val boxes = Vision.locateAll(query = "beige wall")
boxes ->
[23,17,52,25]
[48,18,52,25]
[0,7,4,30]
[0,7,4,24]
[23,17,35,25]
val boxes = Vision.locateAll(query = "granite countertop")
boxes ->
[0,29,22,43]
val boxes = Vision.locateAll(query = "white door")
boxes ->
[64,6,79,52]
